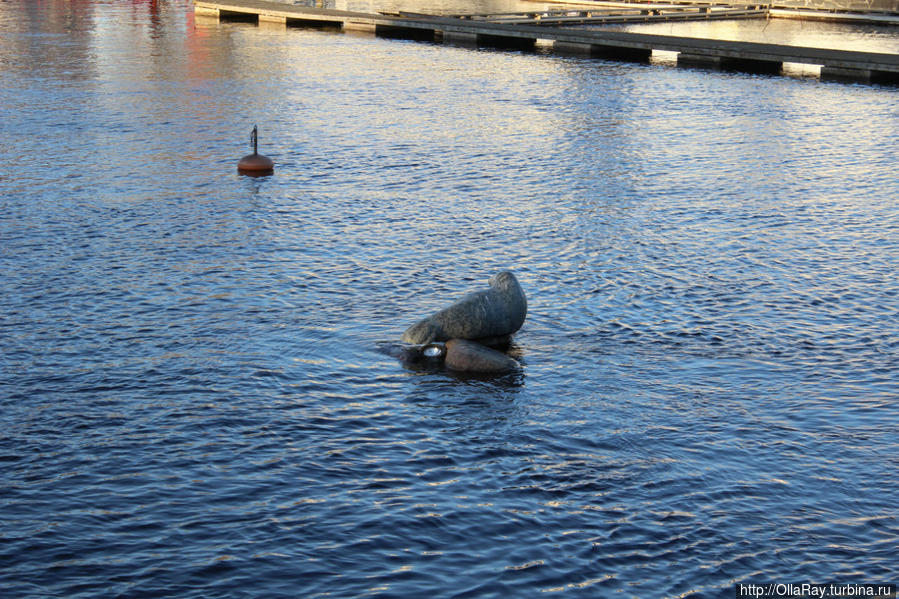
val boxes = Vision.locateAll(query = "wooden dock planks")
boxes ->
[443,6,769,25]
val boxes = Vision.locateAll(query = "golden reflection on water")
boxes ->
[616,18,899,53]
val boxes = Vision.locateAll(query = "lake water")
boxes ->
[1,1,898,598]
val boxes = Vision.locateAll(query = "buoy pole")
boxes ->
[237,124,274,176]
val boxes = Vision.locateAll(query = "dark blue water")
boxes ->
[2,1,898,597]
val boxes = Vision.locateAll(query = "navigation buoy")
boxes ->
[237,125,274,176]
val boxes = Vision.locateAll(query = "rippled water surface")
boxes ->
[2,1,898,597]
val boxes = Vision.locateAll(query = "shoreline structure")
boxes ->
[194,0,899,84]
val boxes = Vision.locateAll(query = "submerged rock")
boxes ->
[445,338,520,373]
[401,271,527,345]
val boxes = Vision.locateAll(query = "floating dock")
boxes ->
[194,0,899,83]
[441,4,769,25]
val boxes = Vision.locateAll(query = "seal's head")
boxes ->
[489,270,518,291]
[422,342,447,359]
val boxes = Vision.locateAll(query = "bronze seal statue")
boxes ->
[401,271,527,345]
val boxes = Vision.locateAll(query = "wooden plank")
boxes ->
[482,9,767,25]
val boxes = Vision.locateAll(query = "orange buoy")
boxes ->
[238,125,274,176]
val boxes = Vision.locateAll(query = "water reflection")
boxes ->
[614,18,899,53]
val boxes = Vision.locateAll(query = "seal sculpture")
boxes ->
[445,339,520,373]
[401,271,527,345]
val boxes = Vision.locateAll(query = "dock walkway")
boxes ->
[442,5,769,25]
[195,0,899,83]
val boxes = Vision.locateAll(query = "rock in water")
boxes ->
[401,271,527,344]
[445,339,520,373]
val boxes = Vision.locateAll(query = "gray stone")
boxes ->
[401,271,527,344]
[444,339,520,373]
